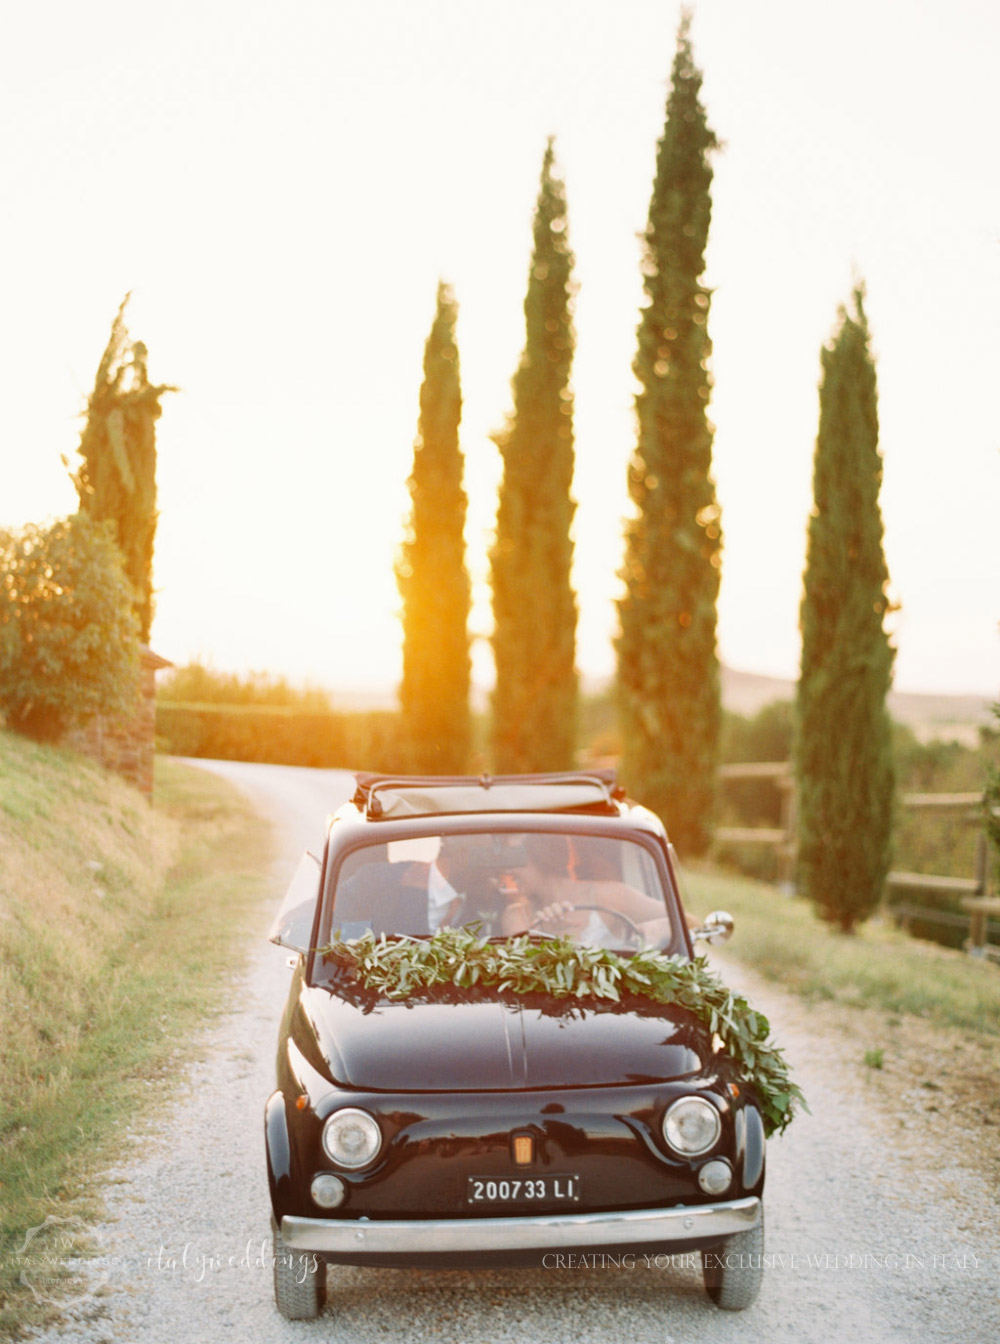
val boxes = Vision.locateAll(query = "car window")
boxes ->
[323,830,675,953]
[269,850,322,952]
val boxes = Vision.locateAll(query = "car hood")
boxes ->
[302,987,706,1091]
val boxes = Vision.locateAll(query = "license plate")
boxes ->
[467,1175,581,1204]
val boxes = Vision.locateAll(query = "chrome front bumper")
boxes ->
[281,1196,760,1256]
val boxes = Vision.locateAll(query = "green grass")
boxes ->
[686,866,1000,1034]
[0,734,273,1337]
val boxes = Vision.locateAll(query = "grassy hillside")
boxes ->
[0,736,179,1099]
[0,732,273,1336]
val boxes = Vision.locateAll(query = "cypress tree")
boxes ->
[796,287,895,932]
[69,295,174,642]
[396,282,471,773]
[616,15,722,854]
[491,138,578,772]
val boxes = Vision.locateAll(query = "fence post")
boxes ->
[963,833,996,957]
[777,773,797,891]
[716,769,1000,957]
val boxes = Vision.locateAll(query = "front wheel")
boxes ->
[702,1209,764,1311]
[272,1224,326,1320]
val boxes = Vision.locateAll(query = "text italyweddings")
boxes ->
[148,1239,318,1285]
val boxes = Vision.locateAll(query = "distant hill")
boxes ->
[720,666,993,743]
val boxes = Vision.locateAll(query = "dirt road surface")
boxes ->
[34,760,1000,1344]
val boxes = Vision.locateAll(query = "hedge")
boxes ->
[155,701,407,771]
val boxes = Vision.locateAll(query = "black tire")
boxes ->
[273,1225,326,1320]
[702,1209,764,1311]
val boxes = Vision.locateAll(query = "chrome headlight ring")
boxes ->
[662,1095,722,1156]
[321,1107,382,1169]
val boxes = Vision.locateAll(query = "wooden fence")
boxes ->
[715,763,999,959]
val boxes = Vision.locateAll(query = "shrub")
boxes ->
[155,702,406,771]
[720,701,794,768]
[157,661,332,710]
[0,515,140,741]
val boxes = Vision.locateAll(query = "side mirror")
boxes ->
[691,909,734,945]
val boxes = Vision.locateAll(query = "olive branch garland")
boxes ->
[322,927,806,1138]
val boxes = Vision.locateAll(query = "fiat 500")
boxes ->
[266,772,768,1319]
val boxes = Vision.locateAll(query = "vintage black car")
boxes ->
[266,771,765,1319]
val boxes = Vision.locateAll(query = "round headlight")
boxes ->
[322,1108,381,1169]
[663,1096,722,1156]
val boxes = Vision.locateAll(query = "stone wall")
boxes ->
[65,647,172,796]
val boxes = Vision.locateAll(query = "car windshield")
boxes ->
[322,829,677,954]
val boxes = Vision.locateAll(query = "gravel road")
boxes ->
[31,759,1000,1344]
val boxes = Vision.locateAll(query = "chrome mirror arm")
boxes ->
[691,910,734,945]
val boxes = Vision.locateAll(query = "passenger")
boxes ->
[499,833,672,947]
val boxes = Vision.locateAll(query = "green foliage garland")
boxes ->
[325,927,805,1138]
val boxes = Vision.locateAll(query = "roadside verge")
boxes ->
[0,742,273,1338]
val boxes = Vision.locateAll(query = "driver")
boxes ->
[333,835,478,936]
[498,833,672,947]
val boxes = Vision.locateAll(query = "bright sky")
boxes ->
[2,0,998,701]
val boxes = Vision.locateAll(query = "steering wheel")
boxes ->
[530,902,644,950]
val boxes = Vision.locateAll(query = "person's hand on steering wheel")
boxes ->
[530,899,577,932]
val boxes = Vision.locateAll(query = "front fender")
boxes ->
[265,1090,294,1219]
[734,1100,766,1194]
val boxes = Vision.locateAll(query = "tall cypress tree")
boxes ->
[796,287,895,932]
[616,15,722,854]
[491,138,578,772]
[396,282,471,773]
[70,295,174,642]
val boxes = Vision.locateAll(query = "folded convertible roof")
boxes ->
[351,771,625,821]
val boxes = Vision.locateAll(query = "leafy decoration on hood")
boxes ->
[323,927,806,1137]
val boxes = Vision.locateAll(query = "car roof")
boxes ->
[328,771,668,845]
[351,770,624,820]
